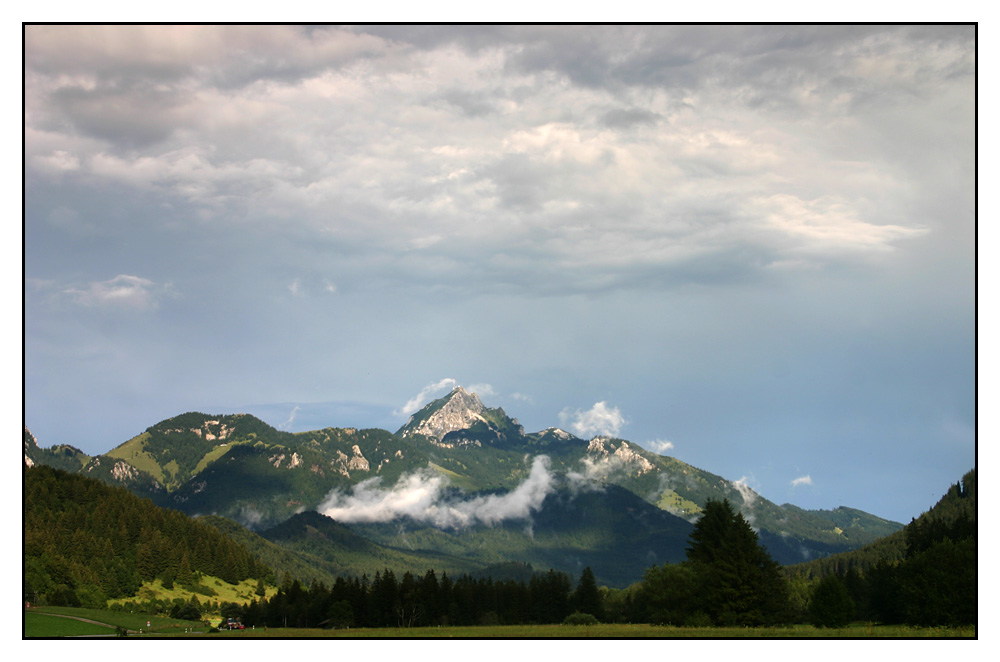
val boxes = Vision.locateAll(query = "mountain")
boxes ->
[787,468,976,580]
[397,386,525,446]
[24,426,89,473]
[24,386,904,585]
[345,483,695,588]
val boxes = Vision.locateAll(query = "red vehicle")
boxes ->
[224,618,245,630]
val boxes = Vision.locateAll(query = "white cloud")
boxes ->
[279,405,301,431]
[63,274,169,310]
[645,439,675,454]
[395,378,457,417]
[466,383,496,399]
[753,194,929,254]
[792,475,813,487]
[288,278,303,296]
[560,401,625,438]
[732,476,761,528]
[318,455,554,528]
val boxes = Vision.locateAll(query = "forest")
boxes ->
[23,465,271,609]
[23,464,975,630]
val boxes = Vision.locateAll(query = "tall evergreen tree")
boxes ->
[685,499,791,626]
[572,567,605,621]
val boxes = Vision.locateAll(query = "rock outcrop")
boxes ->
[398,386,524,445]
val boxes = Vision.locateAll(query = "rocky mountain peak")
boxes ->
[397,386,523,445]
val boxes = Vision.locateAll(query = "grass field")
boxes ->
[24,612,117,637]
[197,623,975,638]
[24,606,205,637]
[24,607,975,639]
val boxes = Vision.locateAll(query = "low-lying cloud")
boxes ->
[732,476,760,528]
[318,455,554,529]
[560,401,625,438]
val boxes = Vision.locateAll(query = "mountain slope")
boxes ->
[24,427,90,472]
[24,387,903,575]
[786,468,976,580]
[266,484,694,588]
[23,464,270,608]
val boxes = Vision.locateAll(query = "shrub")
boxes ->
[563,612,599,626]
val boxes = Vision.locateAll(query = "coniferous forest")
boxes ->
[23,463,976,630]
[23,465,271,609]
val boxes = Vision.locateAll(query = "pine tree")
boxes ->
[572,567,604,621]
[685,498,791,626]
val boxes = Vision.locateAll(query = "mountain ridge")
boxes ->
[24,386,904,580]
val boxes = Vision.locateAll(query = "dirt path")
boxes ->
[29,610,122,631]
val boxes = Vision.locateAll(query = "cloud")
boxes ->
[645,439,675,454]
[732,476,761,528]
[466,383,496,399]
[279,405,301,431]
[567,455,624,488]
[24,25,964,301]
[599,107,661,130]
[63,274,171,310]
[560,401,625,438]
[288,279,303,296]
[395,378,457,417]
[568,439,654,492]
[753,194,929,254]
[792,475,813,487]
[318,455,554,528]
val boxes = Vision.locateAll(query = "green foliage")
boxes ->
[23,465,271,608]
[639,562,701,625]
[24,427,91,472]
[233,566,580,629]
[788,469,976,627]
[563,611,599,625]
[809,574,854,628]
[572,567,604,621]
[685,499,792,626]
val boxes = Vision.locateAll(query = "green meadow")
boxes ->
[23,608,975,639]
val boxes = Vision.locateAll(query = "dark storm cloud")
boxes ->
[49,81,191,148]
[599,107,662,130]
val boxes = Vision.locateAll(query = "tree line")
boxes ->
[225,565,602,628]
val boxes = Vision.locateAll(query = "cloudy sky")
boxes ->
[24,25,975,524]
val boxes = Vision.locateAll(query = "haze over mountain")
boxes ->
[25,385,904,586]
